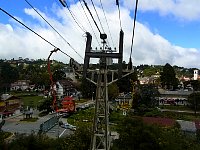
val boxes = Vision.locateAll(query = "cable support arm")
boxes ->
[107,71,134,86]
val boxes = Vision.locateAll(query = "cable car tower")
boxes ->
[81,30,124,150]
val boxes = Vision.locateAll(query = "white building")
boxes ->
[194,70,199,80]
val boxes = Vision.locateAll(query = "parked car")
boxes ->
[60,123,76,131]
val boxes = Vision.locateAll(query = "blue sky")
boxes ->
[138,11,200,49]
[1,0,200,68]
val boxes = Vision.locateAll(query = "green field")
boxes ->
[67,108,94,127]
[19,95,45,108]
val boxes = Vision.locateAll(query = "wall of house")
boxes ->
[158,97,188,105]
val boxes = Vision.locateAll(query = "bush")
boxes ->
[144,108,161,117]
[196,129,200,142]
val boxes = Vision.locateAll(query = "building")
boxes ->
[0,94,22,117]
[55,80,77,99]
[62,67,77,82]
[158,89,193,106]
[115,93,132,109]
[194,70,200,80]
[10,80,32,91]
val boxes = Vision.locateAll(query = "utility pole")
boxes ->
[90,34,110,150]
[77,30,124,150]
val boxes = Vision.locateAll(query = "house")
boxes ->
[55,80,77,99]
[10,80,32,91]
[138,75,159,85]
[0,94,22,116]
[158,89,193,106]
[138,77,149,85]
[62,67,77,82]
[177,120,197,137]
[115,93,132,109]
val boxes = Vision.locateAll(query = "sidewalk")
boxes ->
[160,109,200,114]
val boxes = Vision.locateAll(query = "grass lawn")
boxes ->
[67,108,126,131]
[162,111,200,121]
[8,91,45,108]
[0,131,12,139]
[157,105,200,121]
[75,98,89,104]
[67,108,94,127]
[110,110,125,124]
[20,95,45,108]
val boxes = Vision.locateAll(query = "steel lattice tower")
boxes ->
[90,54,110,150]
[80,31,124,150]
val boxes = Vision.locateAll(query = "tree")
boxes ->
[160,63,179,90]
[112,115,200,150]
[38,98,53,113]
[190,80,200,91]
[7,133,54,150]
[117,72,138,93]
[80,78,96,98]
[0,62,19,92]
[188,92,200,114]
[52,70,66,81]
[112,116,161,150]
[143,67,158,77]
[108,83,119,101]
[60,124,91,150]
[5,125,91,150]
[132,84,160,109]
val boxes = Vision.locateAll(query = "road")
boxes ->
[2,100,94,138]
[1,110,72,138]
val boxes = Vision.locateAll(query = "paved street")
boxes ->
[1,100,94,138]
[1,110,72,138]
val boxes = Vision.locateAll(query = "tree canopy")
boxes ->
[0,62,19,92]
[160,63,179,90]
[112,116,200,150]
[188,92,200,111]
[117,72,138,93]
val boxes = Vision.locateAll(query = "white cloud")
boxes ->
[125,0,200,21]
[0,2,200,68]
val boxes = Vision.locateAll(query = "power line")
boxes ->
[0,7,74,60]
[78,0,101,47]
[130,0,139,57]
[90,0,105,33]
[25,0,84,60]
[59,0,86,33]
[0,7,56,48]
[116,0,122,30]
[89,0,111,46]
[83,0,101,34]
[99,0,115,48]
